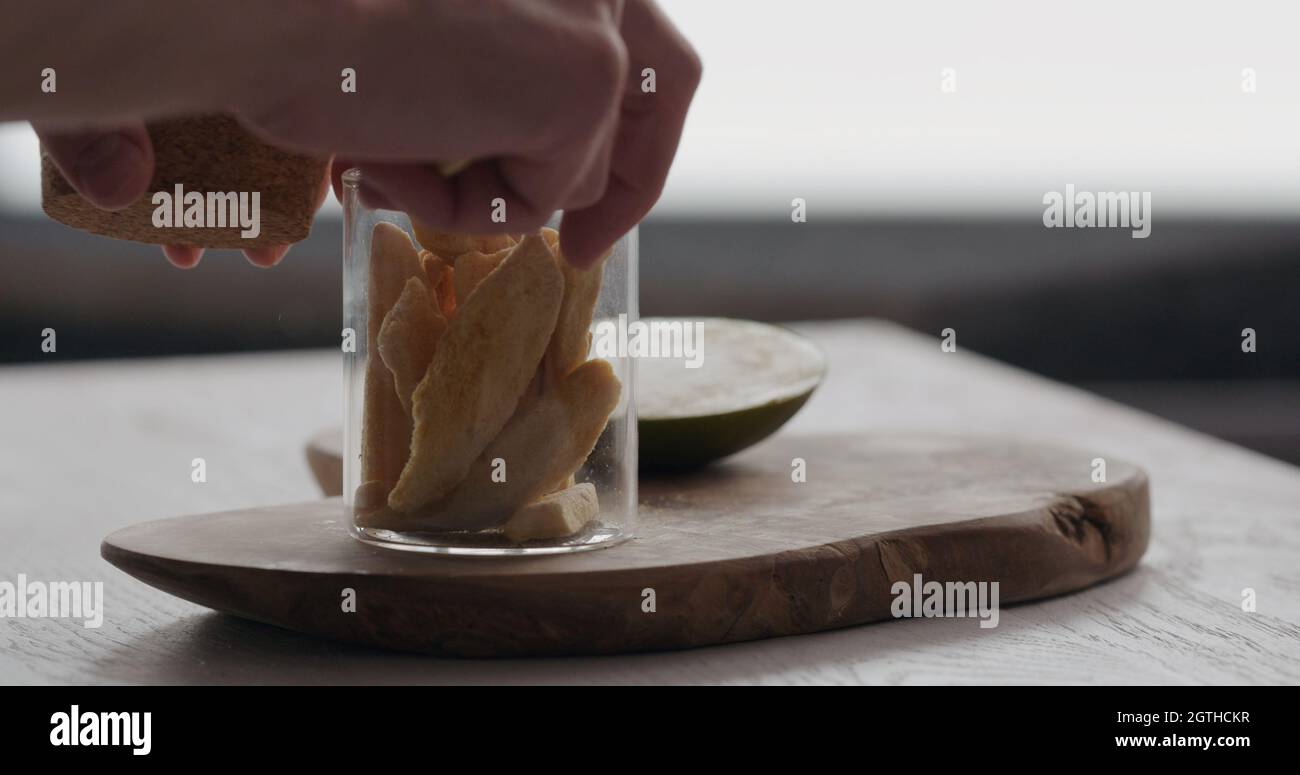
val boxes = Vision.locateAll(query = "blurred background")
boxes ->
[1,0,1297,462]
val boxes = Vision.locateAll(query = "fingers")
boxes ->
[342,14,628,243]
[241,1,691,273]
[359,142,621,238]
[166,159,330,269]
[162,245,204,269]
[37,123,298,271]
[238,161,330,267]
[505,27,626,214]
[243,245,292,268]
[359,159,555,234]
[333,157,399,212]
[243,162,330,266]
[36,124,221,271]
[561,0,701,268]
[162,242,291,270]
[361,158,590,235]
[551,99,621,211]
[355,162,457,224]
[310,158,334,212]
[35,123,155,211]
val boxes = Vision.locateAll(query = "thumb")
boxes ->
[36,123,154,211]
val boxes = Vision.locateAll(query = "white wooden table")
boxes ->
[2,320,1297,684]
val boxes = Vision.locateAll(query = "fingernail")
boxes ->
[75,134,147,208]
[246,244,291,268]
[162,245,204,269]
[266,245,292,267]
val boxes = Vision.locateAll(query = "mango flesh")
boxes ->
[361,223,424,486]
[388,234,564,513]
[404,358,620,531]
[359,224,619,541]
[503,483,599,543]
[376,276,446,416]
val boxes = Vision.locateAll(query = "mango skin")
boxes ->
[638,389,816,472]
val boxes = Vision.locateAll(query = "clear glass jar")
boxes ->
[342,169,637,555]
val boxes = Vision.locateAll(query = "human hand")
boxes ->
[251,0,701,268]
[30,0,700,269]
[34,123,331,268]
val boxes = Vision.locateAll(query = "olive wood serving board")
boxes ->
[102,433,1149,657]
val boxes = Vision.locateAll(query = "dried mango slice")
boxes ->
[453,247,512,303]
[503,483,599,543]
[377,276,446,416]
[412,220,514,257]
[419,251,457,319]
[388,234,564,513]
[418,249,444,288]
[361,223,423,486]
[353,479,404,528]
[422,357,621,530]
[541,227,606,380]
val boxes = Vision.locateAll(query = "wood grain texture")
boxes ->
[2,322,1298,683]
[101,434,1149,657]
